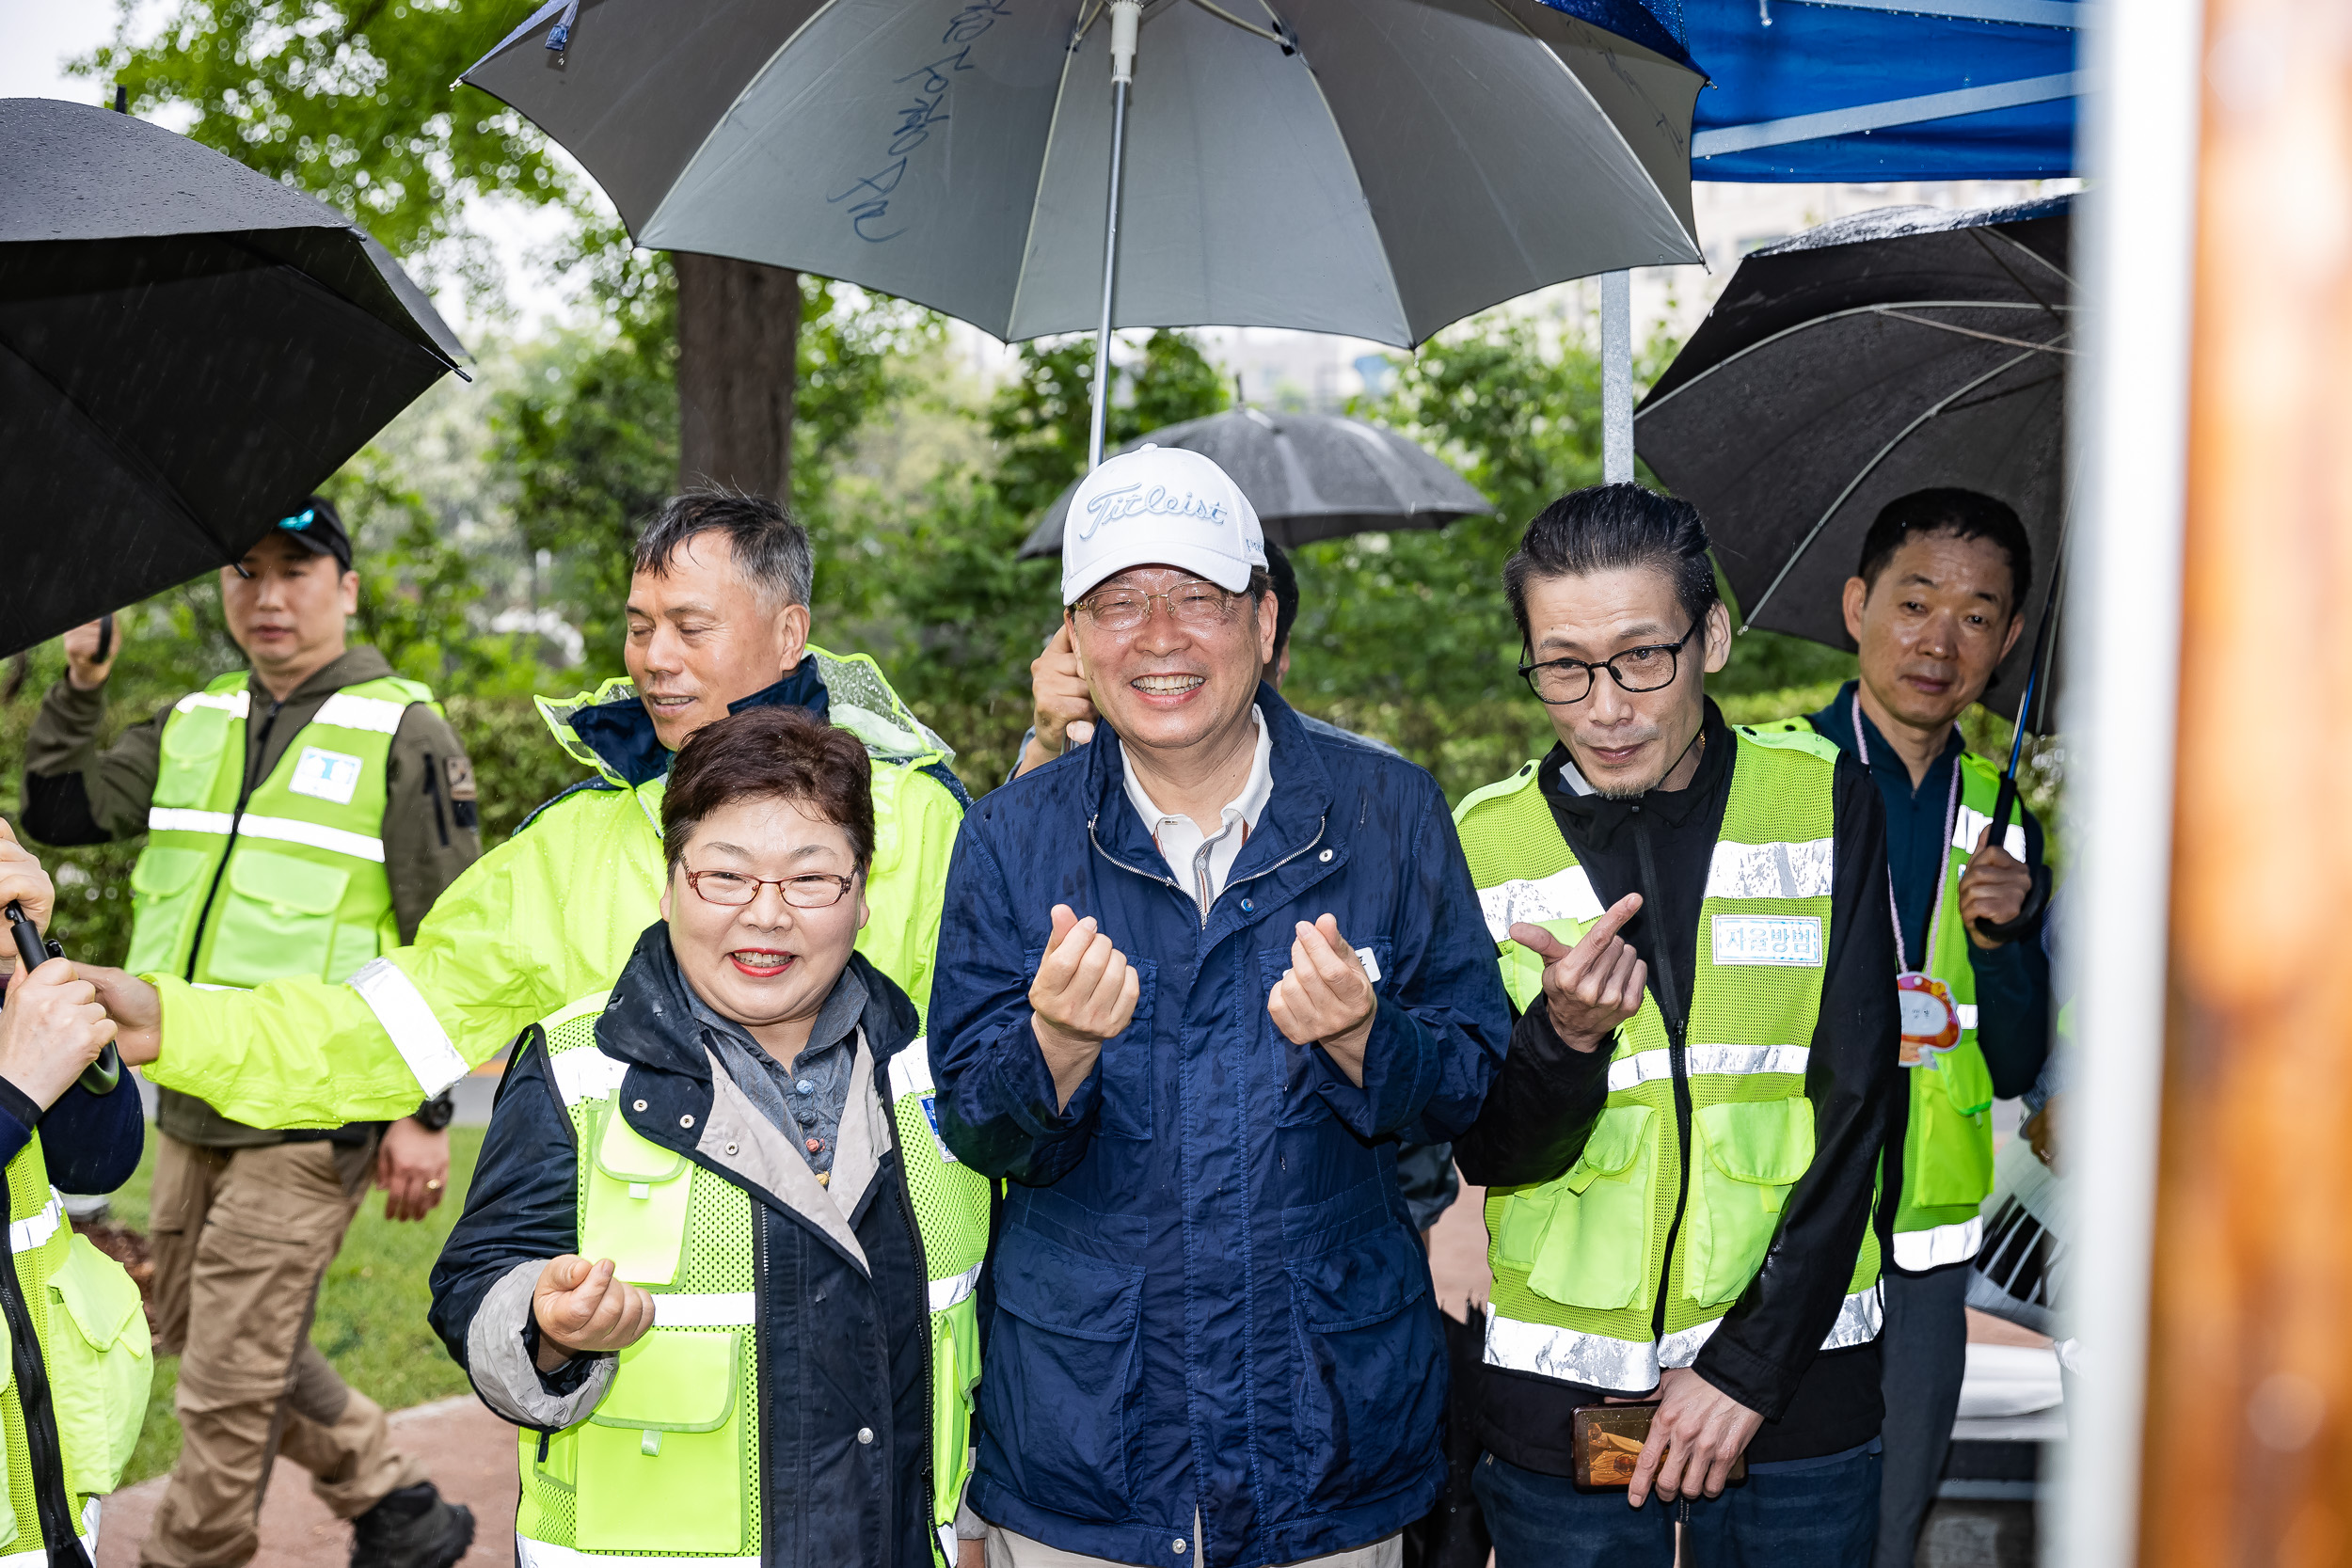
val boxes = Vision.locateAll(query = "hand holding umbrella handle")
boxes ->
[1971,776,2050,945]
[5,902,120,1097]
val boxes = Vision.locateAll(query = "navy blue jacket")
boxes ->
[930,688,1509,1568]
[429,933,942,1568]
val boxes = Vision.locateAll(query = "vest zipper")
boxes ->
[1630,814,1696,1346]
[0,1164,90,1568]
[886,1076,938,1560]
[183,694,280,981]
[753,1203,772,1566]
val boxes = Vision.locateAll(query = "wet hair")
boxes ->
[1503,483,1719,644]
[1264,541,1300,660]
[1854,488,2031,612]
[661,706,874,874]
[633,490,814,611]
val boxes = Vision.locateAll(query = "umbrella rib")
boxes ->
[1739,342,2050,630]
[1973,223,2077,296]
[1871,309,2074,355]
[1637,299,2069,418]
[1184,0,1288,46]
[0,326,236,569]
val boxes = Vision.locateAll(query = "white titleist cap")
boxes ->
[1061,445,1268,605]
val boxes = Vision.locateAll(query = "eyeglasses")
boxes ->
[1074,583,1247,632]
[1519,620,1703,705]
[683,866,860,910]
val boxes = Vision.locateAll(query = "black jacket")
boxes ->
[429,930,945,1568]
[1454,703,1903,1468]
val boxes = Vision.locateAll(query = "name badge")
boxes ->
[1898,972,1963,1067]
[288,746,363,806]
[1710,913,1823,968]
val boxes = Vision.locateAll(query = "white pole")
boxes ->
[2050,0,2203,1558]
[1601,270,1634,483]
[1087,0,1142,472]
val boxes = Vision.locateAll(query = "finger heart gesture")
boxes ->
[1267,914,1377,1088]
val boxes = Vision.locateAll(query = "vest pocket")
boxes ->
[155,705,233,803]
[982,1228,1144,1523]
[1909,1045,1996,1208]
[1683,1100,1816,1305]
[580,1108,693,1287]
[45,1233,153,1496]
[123,847,212,978]
[1526,1103,1656,1310]
[577,1328,746,1553]
[205,850,347,987]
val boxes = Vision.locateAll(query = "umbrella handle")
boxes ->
[1970,774,2050,945]
[4,901,120,1097]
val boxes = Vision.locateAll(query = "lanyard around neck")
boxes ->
[1851,692,1961,974]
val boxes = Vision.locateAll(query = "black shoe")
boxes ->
[350,1482,476,1568]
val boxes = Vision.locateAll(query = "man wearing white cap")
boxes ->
[928,447,1511,1568]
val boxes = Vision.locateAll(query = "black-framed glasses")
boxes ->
[1518,620,1703,705]
[1074,583,1246,632]
[684,866,860,910]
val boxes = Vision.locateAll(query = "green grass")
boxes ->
[106,1125,487,1488]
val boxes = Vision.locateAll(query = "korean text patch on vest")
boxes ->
[1710,913,1825,967]
[288,746,364,806]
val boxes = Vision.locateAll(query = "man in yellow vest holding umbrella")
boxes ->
[1450,485,1901,1565]
[1779,489,2052,1568]
[21,496,482,1568]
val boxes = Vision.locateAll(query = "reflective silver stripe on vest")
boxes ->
[1951,806,2027,862]
[235,813,386,863]
[1702,837,1835,901]
[1605,1043,1810,1093]
[11,1190,63,1253]
[886,1036,935,1101]
[650,1291,756,1328]
[1478,865,1604,942]
[1893,1215,1984,1272]
[930,1261,981,1312]
[314,692,409,735]
[552,1046,629,1109]
[1955,1004,1979,1030]
[1486,1285,1883,1385]
[347,958,468,1096]
[0,1499,97,1568]
[147,807,387,862]
[148,807,234,836]
[174,689,249,718]
[516,1536,756,1568]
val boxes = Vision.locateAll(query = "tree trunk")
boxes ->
[674,252,799,503]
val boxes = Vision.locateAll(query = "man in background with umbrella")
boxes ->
[21,497,481,1568]
[1778,488,2053,1568]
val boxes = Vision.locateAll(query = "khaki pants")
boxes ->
[139,1135,427,1568]
[985,1520,1400,1568]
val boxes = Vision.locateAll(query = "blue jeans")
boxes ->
[1473,1447,1882,1568]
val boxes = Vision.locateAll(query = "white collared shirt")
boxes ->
[1122,706,1275,917]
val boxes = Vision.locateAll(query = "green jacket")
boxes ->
[141,650,968,1128]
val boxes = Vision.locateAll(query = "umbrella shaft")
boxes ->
[1089,73,1134,472]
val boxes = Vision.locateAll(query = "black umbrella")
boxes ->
[1018,406,1491,559]
[1635,196,2072,723]
[0,98,469,657]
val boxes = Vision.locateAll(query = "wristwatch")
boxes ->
[411,1089,456,1132]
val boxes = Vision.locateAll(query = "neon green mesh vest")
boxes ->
[125,670,435,986]
[1756,720,2018,1270]
[0,1133,154,1559]
[1452,728,1882,1391]
[518,995,990,1568]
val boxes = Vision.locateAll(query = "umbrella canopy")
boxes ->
[0,99,469,658]
[1634,196,2071,720]
[460,0,1704,349]
[1016,406,1491,558]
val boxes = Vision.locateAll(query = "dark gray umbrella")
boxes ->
[0,98,469,657]
[1017,406,1492,559]
[1635,196,2072,721]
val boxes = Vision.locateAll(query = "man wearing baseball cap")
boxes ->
[21,495,480,1568]
[929,447,1510,1568]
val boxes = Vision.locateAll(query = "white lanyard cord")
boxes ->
[1851,692,1961,974]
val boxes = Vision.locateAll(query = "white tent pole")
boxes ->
[1088,0,1143,472]
[1601,270,1634,483]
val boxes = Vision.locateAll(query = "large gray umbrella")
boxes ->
[463,0,1704,462]
[1017,406,1491,558]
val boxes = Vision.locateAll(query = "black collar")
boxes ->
[1537,699,1733,852]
